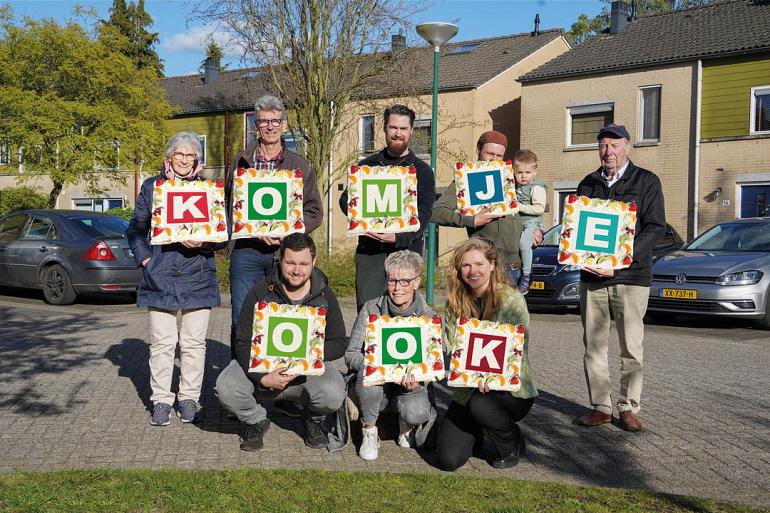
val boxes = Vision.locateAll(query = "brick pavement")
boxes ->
[0,293,769,508]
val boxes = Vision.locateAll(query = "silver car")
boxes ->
[648,217,770,329]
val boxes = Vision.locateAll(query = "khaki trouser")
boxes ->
[148,307,210,406]
[580,282,649,415]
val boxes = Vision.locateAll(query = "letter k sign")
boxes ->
[465,332,507,373]
[167,191,209,223]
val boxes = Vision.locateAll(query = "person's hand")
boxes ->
[532,229,544,247]
[260,368,298,390]
[584,266,614,278]
[257,236,281,246]
[474,213,502,228]
[477,380,490,394]
[141,257,151,267]
[363,232,396,244]
[180,240,203,249]
[401,373,418,392]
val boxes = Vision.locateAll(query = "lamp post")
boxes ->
[416,21,458,305]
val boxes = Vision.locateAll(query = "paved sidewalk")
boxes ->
[0,295,769,508]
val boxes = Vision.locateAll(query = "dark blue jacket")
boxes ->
[126,173,222,310]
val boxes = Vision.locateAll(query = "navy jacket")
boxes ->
[126,173,222,310]
[576,161,666,287]
[339,148,435,255]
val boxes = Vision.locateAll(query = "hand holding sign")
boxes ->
[231,168,305,239]
[150,178,228,245]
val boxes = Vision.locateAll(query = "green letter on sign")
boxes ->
[381,326,423,365]
[248,182,288,221]
[266,316,308,358]
[362,179,402,218]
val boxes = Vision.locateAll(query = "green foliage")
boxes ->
[0,16,171,207]
[0,186,48,216]
[101,0,163,76]
[202,40,225,72]
[105,206,133,220]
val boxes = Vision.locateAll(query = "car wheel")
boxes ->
[42,264,77,305]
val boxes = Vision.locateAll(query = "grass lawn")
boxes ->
[0,468,764,513]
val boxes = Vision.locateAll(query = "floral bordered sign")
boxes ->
[150,177,228,245]
[231,168,305,239]
[446,317,525,392]
[558,195,637,269]
[454,160,518,216]
[361,314,445,387]
[249,302,326,376]
[346,165,420,235]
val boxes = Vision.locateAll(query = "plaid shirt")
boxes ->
[252,143,285,170]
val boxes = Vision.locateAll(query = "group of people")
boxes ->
[126,94,665,470]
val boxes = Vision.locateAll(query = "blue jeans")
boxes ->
[519,220,543,275]
[229,247,277,353]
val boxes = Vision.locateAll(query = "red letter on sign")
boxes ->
[167,192,209,223]
[465,332,507,374]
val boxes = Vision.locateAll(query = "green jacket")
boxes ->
[444,285,538,405]
[431,180,523,266]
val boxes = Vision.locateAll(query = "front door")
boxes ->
[741,185,770,218]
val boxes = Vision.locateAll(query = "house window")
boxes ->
[73,198,124,212]
[751,86,770,134]
[197,135,206,166]
[0,142,9,166]
[359,115,375,155]
[245,111,257,147]
[639,86,661,142]
[568,103,614,146]
[411,118,432,157]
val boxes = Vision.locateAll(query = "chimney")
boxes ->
[532,14,540,36]
[391,30,406,53]
[203,56,218,84]
[610,1,630,34]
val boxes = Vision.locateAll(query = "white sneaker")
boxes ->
[397,419,415,448]
[359,426,380,461]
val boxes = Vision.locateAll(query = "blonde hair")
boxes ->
[446,238,506,321]
[513,149,538,169]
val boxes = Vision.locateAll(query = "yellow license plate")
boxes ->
[660,288,697,299]
[529,281,545,290]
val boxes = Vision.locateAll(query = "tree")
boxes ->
[102,0,163,76]
[0,186,48,215]
[202,39,225,72]
[568,0,709,44]
[0,16,171,207]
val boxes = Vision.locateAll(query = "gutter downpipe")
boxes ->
[693,59,702,238]
[327,100,335,256]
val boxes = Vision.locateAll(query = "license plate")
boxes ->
[660,288,697,299]
[530,281,545,290]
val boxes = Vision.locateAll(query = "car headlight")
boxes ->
[715,270,763,286]
[558,265,581,273]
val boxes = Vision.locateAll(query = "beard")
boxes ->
[386,137,409,156]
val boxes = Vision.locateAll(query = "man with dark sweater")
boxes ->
[574,124,666,432]
[339,105,435,311]
[215,233,347,451]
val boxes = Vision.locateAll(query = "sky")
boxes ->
[6,0,605,77]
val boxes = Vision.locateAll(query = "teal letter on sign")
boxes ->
[381,326,423,365]
[362,179,402,218]
[248,182,288,221]
[575,211,618,253]
[266,316,308,358]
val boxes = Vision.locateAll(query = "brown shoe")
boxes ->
[574,410,612,426]
[618,411,642,432]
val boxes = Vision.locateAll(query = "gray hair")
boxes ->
[165,131,202,159]
[254,95,287,119]
[384,250,423,278]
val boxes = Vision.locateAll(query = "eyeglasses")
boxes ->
[256,118,283,128]
[171,152,197,162]
[386,276,418,288]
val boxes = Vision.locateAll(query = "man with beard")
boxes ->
[215,233,347,451]
[339,104,435,311]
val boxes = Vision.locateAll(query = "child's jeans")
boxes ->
[519,219,543,275]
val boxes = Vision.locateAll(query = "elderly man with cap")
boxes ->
[574,123,665,432]
[432,130,535,285]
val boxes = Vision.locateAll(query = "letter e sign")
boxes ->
[167,191,209,223]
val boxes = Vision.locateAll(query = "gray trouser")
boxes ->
[354,252,387,312]
[215,360,346,425]
[355,368,433,427]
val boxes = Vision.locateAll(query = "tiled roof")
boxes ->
[520,0,770,82]
[161,29,565,115]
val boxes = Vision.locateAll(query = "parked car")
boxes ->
[647,217,770,329]
[526,223,684,308]
[0,209,140,305]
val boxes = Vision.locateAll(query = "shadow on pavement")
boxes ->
[0,285,136,305]
[106,338,153,411]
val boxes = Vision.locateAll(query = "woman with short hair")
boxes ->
[127,131,222,426]
[436,238,538,471]
[345,250,438,461]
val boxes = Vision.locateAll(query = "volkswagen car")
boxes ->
[647,217,770,329]
[0,209,140,305]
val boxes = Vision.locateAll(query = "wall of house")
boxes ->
[0,172,138,210]
[520,63,695,240]
[701,55,770,139]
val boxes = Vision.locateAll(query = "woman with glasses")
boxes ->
[436,237,537,471]
[345,250,438,461]
[127,131,223,427]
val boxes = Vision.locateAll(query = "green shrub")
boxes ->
[106,206,134,220]
[0,186,48,216]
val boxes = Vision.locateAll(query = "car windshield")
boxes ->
[65,214,129,237]
[541,224,562,246]
[687,221,770,252]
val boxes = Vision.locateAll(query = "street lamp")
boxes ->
[416,21,458,305]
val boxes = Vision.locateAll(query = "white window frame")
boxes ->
[72,197,125,212]
[552,181,579,226]
[638,85,661,143]
[245,111,256,147]
[359,114,375,156]
[197,135,207,166]
[412,117,432,158]
[566,102,614,148]
[750,86,770,135]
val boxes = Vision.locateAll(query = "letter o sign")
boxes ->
[253,187,283,216]
[271,321,303,353]
[386,332,417,360]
